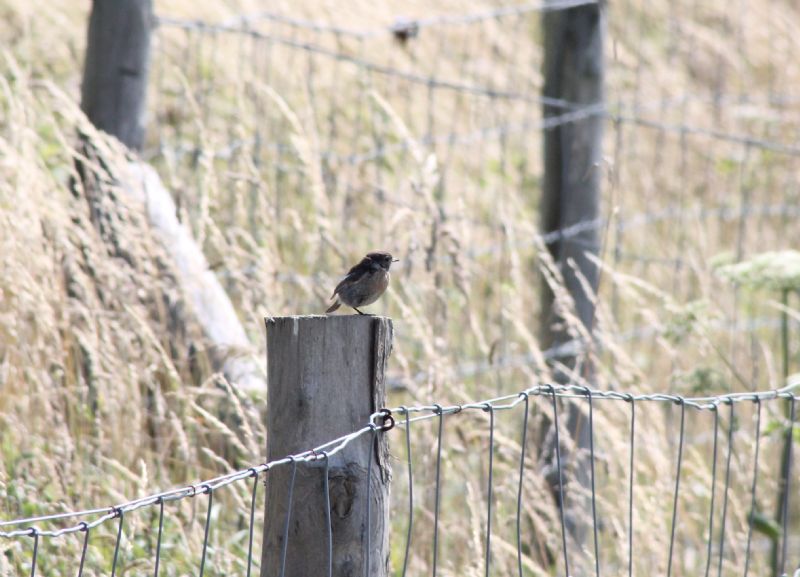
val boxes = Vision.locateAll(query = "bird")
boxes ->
[326,251,399,315]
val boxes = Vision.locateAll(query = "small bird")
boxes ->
[326,251,399,315]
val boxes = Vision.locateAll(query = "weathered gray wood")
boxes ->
[540,3,605,353]
[81,0,153,151]
[261,315,392,577]
[538,3,605,563]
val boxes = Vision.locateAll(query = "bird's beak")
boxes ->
[392,258,400,262]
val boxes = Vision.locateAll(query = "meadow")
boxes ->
[1,0,799,575]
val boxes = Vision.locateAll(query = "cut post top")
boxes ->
[265,314,392,323]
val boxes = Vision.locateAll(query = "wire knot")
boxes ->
[390,17,419,43]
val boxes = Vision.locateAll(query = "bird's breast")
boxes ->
[377,270,389,292]
[346,269,390,307]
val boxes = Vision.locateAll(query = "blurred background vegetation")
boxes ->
[1,0,799,575]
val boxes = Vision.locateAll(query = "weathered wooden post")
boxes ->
[80,0,153,151]
[539,1,606,566]
[540,1,605,350]
[261,315,392,577]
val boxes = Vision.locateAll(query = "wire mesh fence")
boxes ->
[3,1,800,575]
[1,383,797,576]
[139,0,800,402]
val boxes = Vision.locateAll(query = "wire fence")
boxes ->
[140,0,800,401]
[1,383,797,576]
[9,2,800,572]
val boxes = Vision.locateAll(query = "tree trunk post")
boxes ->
[261,315,392,577]
[80,0,153,151]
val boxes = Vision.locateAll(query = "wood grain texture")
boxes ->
[261,315,392,577]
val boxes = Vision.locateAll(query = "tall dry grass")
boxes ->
[1,0,799,575]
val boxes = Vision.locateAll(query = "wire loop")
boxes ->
[373,408,396,431]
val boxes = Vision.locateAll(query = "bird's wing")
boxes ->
[330,260,370,298]
[330,278,348,299]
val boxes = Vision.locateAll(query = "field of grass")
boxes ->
[1,0,799,575]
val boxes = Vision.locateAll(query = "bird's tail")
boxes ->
[326,299,341,313]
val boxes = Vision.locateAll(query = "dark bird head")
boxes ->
[366,251,398,271]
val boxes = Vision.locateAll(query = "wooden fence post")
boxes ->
[540,1,605,356]
[261,315,392,577]
[80,0,153,151]
[539,1,606,563]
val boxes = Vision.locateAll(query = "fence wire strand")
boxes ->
[704,407,720,577]
[780,396,796,575]
[4,0,800,574]
[154,498,164,577]
[549,386,570,577]
[221,0,600,37]
[717,402,736,576]
[666,399,686,577]
[199,488,213,577]
[515,393,530,577]
[1,383,798,577]
[743,398,762,577]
